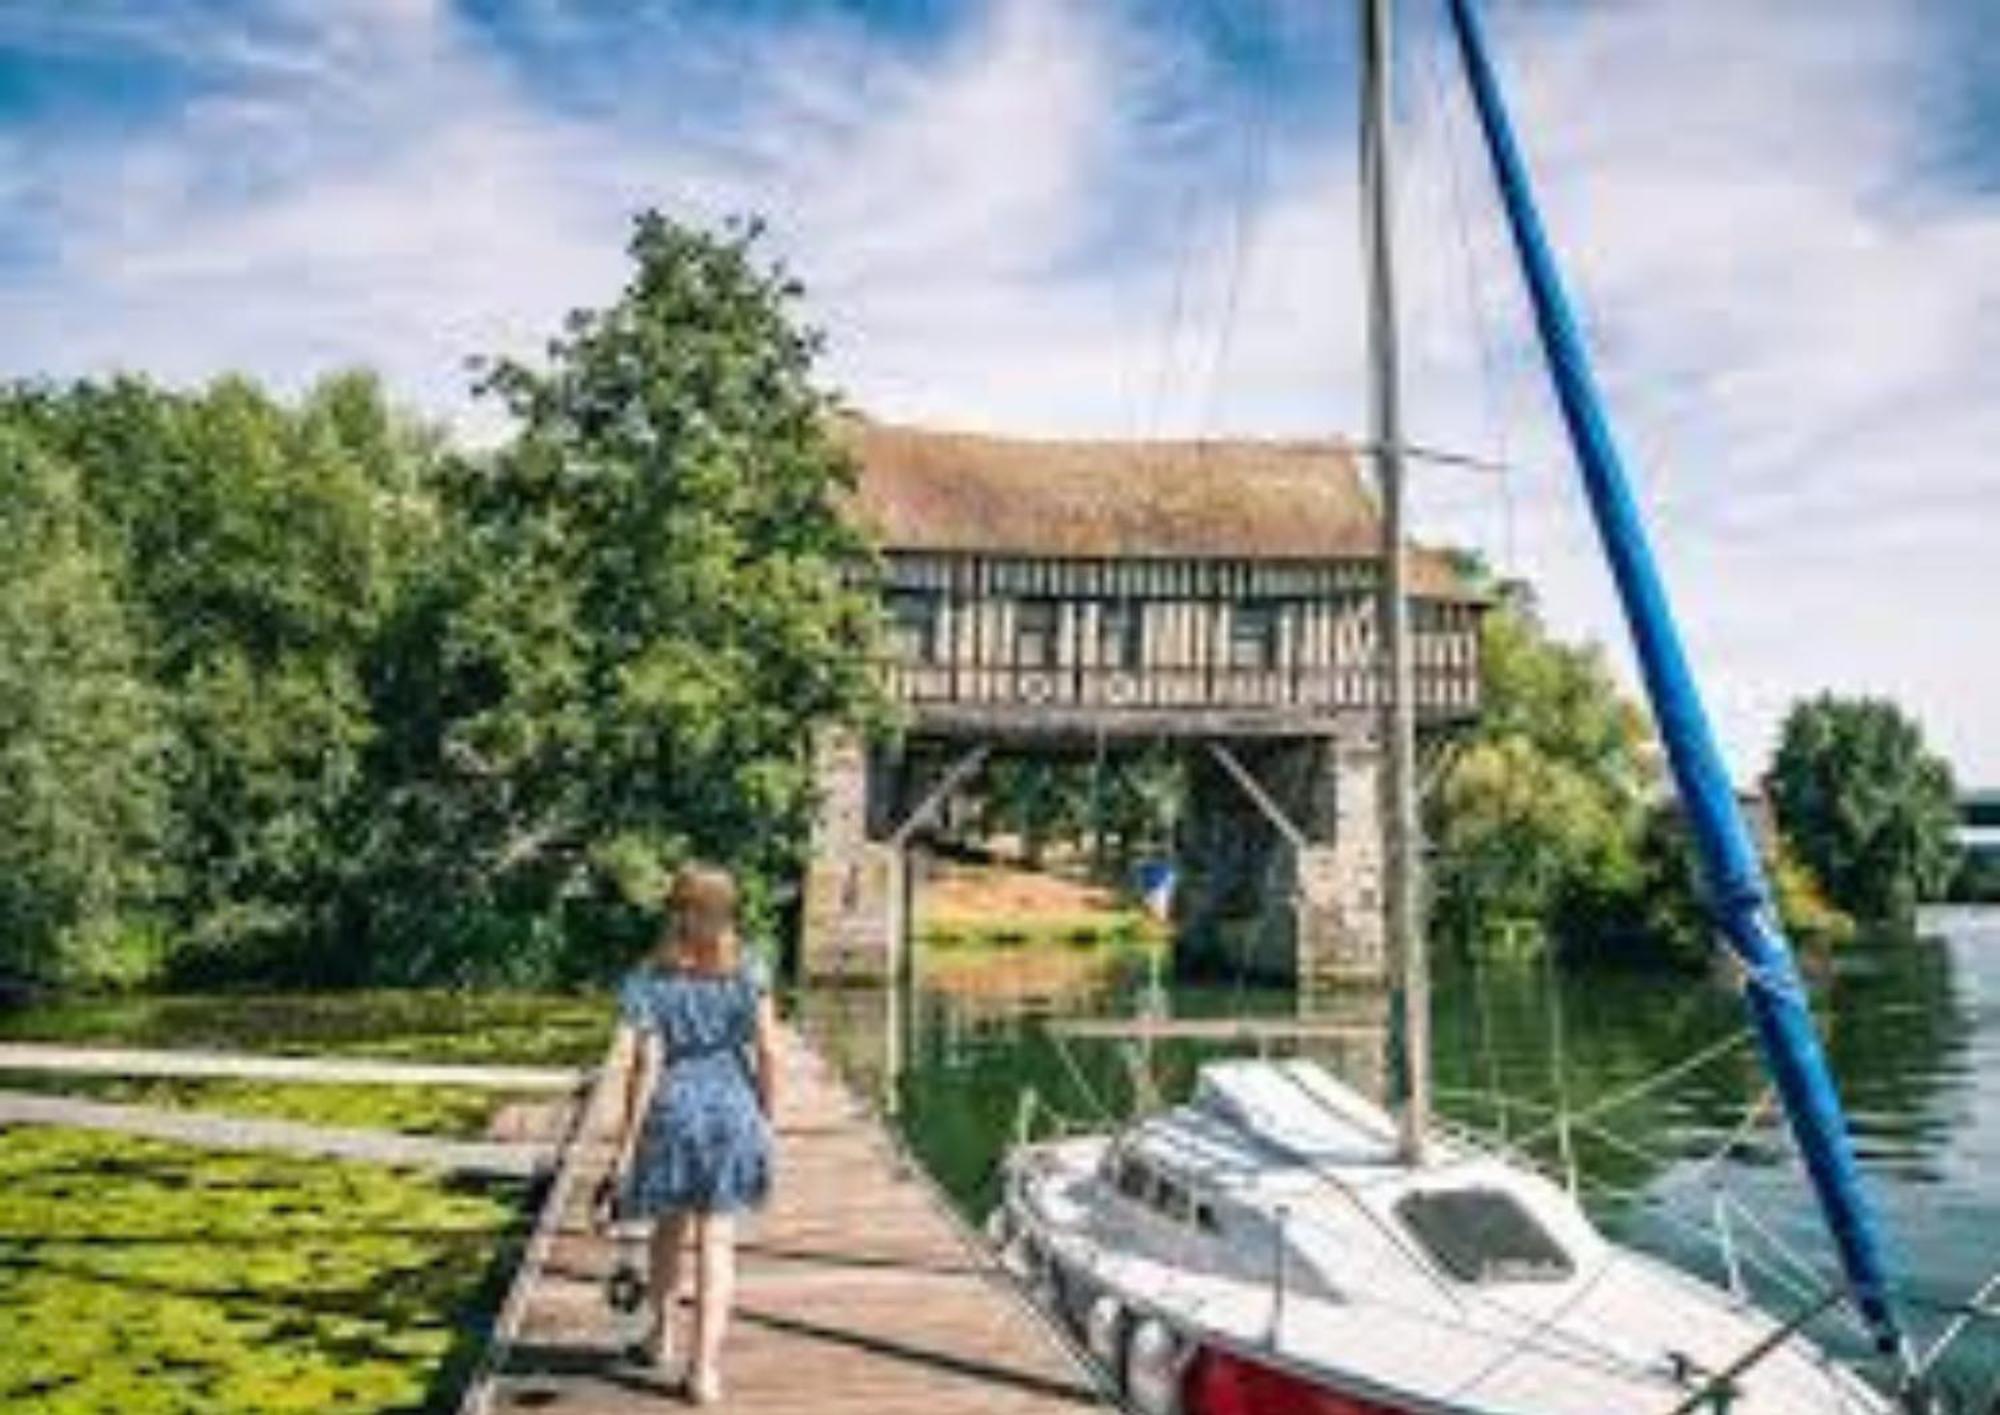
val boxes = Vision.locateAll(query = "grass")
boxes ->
[918,910,1162,953]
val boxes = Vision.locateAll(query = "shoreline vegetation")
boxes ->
[0,211,1966,1007]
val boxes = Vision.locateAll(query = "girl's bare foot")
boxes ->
[641,1318,675,1370]
[683,1366,722,1405]
[624,1319,672,1367]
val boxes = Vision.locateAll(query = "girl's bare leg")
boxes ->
[687,1212,737,1401]
[646,1210,690,1365]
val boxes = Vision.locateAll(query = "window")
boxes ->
[1015,598,1060,669]
[886,591,941,664]
[1395,1188,1575,1285]
[1151,1174,1192,1224]
[1106,1148,1224,1233]
[1229,601,1281,671]
[1097,600,1144,670]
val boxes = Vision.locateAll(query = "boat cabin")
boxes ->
[1089,1059,1587,1301]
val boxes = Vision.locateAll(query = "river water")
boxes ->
[799,908,2000,1399]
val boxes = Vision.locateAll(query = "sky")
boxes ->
[2,0,1996,783]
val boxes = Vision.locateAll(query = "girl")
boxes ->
[605,864,778,1404]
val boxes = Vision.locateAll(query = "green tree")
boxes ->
[0,424,166,986]
[1429,591,1662,962]
[4,372,435,981]
[366,213,885,981]
[1597,799,1855,970]
[1766,695,1960,932]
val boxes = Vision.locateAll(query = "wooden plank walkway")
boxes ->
[466,1025,1109,1414]
[0,1089,555,1177]
[0,1042,588,1092]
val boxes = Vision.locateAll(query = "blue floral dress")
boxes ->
[616,955,773,1218]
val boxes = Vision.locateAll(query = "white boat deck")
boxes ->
[1007,1058,1888,1415]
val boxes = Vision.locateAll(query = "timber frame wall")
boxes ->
[873,550,1482,727]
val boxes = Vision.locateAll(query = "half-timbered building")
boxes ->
[802,420,1485,985]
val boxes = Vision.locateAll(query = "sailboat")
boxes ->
[981,1,1938,1411]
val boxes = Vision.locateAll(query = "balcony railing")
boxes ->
[876,655,1480,720]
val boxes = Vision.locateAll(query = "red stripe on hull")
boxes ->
[1186,1345,1413,1415]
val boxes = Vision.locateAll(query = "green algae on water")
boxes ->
[0,1127,529,1413]
[0,1072,545,1141]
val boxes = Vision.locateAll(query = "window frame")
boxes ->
[1014,596,1061,670]
[1394,1186,1576,1286]
[1227,599,1282,672]
[885,589,942,665]
[1097,598,1144,671]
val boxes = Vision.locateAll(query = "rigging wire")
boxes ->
[1197,82,1271,437]
[1144,182,1201,441]
[1542,934,1581,1198]
[1406,19,1861,1372]
[1418,0,1519,579]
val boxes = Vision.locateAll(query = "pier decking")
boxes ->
[466,1025,1108,1414]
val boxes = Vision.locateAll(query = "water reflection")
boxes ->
[794,918,1998,1390]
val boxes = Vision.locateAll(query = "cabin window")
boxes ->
[1105,1149,1220,1234]
[1228,600,1281,671]
[886,590,941,664]
[1015,598,1060,669]
[1098,600,1143,670]
[1395,1188,1575,1285]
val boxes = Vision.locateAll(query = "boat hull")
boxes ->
[1185,1345,1414,1415]
[1030,1244,1451,1415]
[993,1083,1892,1415]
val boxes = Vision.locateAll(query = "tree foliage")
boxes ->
[4,372,425,984]
[1429,593,1659,961]
[0,427,166,987]
[968,748,1184,877]
[1766,695,1960,931]
[360,215,885,982]
[0,214,882,988]
[1428,591,1857,967]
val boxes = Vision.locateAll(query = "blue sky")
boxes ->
[2,0,1997,783]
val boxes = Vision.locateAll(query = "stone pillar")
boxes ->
[800,732,904,982]
[1174,733,1386,986]
[1295,736,1387,987]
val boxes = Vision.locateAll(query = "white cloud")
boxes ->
[1405,0,2000,785]
[0,0,1994,781]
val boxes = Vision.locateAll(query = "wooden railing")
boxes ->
[877,653,1479,720]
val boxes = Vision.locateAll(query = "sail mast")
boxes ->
[1442,0,1916,1377]
[1360,0,1429,1164]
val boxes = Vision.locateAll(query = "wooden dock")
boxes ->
[465,1025,1108,1414]
[0,1041,588,1092]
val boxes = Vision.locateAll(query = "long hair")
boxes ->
[662,863,739,972]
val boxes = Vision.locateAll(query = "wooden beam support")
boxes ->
[1205,741,1308,853]
[889,743,992,848]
